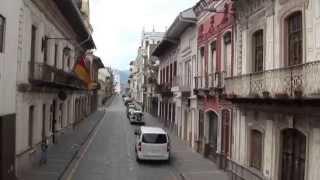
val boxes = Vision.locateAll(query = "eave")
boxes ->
[53,0,95,49]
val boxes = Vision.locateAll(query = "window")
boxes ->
[28,106,35,147]
[287,12,302,66]
[250,130,263,170]
[30,25,37,63]
[253,30,264,72]
[142,134,167,144]
[185,60,192,86]
[174,61,177,76]
[210,41,216,74]
[54,44,58,67]
[0,15,6,53]
[223,32,232,77]
[199,47,205,76]
[42,36,48,64]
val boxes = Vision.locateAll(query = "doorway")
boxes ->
[52,100,56,144]
[280,129,306,180]
[207,111,218,161]
[221,109,231,169]
[198,110,204,153]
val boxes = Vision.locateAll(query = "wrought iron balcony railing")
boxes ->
[172,75,191,92]
[225,61,320,99]
[26,62,86,90]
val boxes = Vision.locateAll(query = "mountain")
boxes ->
[119,70,130,85]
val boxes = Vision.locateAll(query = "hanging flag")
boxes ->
[74,55,91,86]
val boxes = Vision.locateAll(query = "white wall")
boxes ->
[0,0,21,115]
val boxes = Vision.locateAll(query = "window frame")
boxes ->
[252,30,264,73]
[286,11,303,66]
[0,14,6,53]
[249,129,263,170]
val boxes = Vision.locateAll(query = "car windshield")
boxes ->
[142,133,167,144]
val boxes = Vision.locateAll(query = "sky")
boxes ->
[90,0,199,71]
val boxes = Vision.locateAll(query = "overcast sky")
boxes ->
[90,0,198,71]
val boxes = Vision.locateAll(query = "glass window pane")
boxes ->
[0,15,5,52]
[142,133,167,144]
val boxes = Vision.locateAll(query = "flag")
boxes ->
[74,56,91,86]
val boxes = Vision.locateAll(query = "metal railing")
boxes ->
[225,61,320,98]
[27,62,86,89]
[172,75,191,92]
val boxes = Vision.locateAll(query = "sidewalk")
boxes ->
[20,97,114,180]
[143,111,230,180]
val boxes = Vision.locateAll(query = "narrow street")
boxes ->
[66,96,228,180]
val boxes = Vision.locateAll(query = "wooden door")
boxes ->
[281,129,306,180]
[208,111,218,159]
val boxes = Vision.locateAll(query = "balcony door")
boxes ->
[281,129,306,180]
[287,12,302,66]
[30,25,37,78]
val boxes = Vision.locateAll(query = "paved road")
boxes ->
[69,96,179,180]
[67,96,229,180]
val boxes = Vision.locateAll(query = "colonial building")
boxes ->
[154,8,197,148]
[225,0,320,180]
[14,0,99,177]
[0,0,21,179]
[98,67,114,106]
[130,29,164,106]
[193,0,235,168]
[152,32,178,131]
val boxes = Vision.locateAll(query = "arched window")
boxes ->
[252,30,264,72]
[286,12,302,66]
[250,129,263,170]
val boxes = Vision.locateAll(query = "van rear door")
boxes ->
[141,133,168,156]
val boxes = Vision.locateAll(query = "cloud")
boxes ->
[90,0,199,70]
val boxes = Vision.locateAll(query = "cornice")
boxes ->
[30,0,79,46]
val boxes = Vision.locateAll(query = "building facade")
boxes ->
[0,0,21,179]
[14,0,97,177]
[130,29,164,107]
[225,0,320,180]
[193,0,235,168]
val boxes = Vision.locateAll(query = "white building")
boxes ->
[113,69,121,94]
[0,0,21,179]
[131,29,164,105]
[225,0,320,180]
[14,0,96,177]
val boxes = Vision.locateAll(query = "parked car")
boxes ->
[124,97,132,106]
[134,126,170,162]
[129,110,145,125]
[127,105,136,118]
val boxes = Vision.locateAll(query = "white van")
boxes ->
[135,126,170,162]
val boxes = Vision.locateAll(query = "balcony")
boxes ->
[156,83,173,96]
[172,76,191,94]
[225,61,320,103]
[18,62,86,92]
[194,72,226,97]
